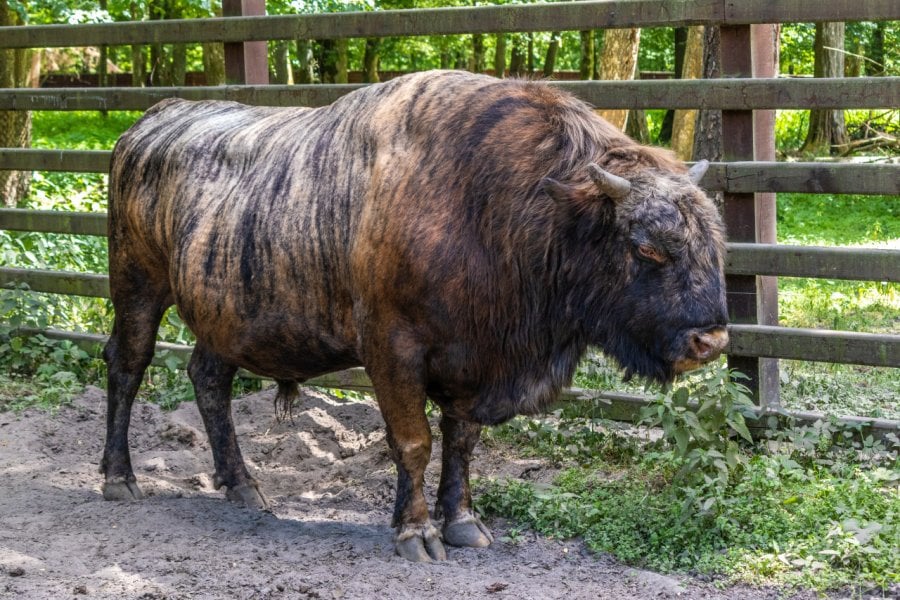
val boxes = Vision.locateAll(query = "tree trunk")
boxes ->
[201,1,224,86]
[596,28,641,131]
[526,33,534,74]
[0,0,32,207]
[671,26,704,160]
[802,22,848,155]
[171,43,187,86]
[509,34,526,77]
[868,21,885,76]
[625,110,650,143]
[363,38,380,83]
[579,30,594,80]
[296,40,315,83]
[454,48,468,70]
[543,32,560,77]
[321,39,348,84]
[272,41,293,85]
[98,0,109,88]
[493,34,506,77]
[203,42,225,85]
[130,1,144,86]
[470,34,484,73]
[659,27,688,144]
[694,26,722,165]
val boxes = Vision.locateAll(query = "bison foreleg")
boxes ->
[101,297,168,501]
[366,347,445,562]
[436,416,493,548]
[187,345,268,510]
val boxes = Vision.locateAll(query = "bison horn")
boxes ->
[687,159,710,185]
[587,164,631,199]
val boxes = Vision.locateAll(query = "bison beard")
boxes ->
[101,70,728,562]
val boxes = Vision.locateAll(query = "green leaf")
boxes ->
[673,428,689,457]
[727,413,754,443]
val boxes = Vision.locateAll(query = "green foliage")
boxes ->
[479,380,898,593]
[638,367,756,513]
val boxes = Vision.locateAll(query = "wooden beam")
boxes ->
[728,325,900,368]
[4,212,898,283]
[0,208,107,236]
[0,1,723,49]
[701,161,900,195]
[0,149,111,173]
[720,24,765,400]
[726,243,900,282]
[223,0,268,86]
[0,267,110,298]
[3,153,897,197]
[10,326,899,440]
[2,1,898,50]
[4,272,897,368]
[2,78,898,111]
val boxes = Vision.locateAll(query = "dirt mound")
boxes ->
[0,386,812,599]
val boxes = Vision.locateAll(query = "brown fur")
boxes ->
[101,71,728,561]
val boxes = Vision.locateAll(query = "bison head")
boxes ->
[544,151,729,383]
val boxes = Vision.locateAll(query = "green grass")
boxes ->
[477,456,899,593]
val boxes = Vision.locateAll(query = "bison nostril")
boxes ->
[691,328,729,361]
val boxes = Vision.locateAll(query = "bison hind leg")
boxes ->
[187,344,268,510]
[436,415,493,548]
[101,288,170,501]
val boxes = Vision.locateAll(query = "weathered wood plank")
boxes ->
[728,324,900,368]
[2,0,897,50]
[0,208,107,236]
[2,78,897,111]
[0,267,110,298]
[3,211,898,282]
[10,326,899,439]
[726,243,900,282]
[0,1,724,49]
[701,161,900,195]
[0,149,111,173]
[4,270,897,367]
[725,0,900,24]
[3,153,897,197]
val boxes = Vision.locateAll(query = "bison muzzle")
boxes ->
[101,70,728,562]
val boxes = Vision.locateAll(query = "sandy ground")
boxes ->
[0,385,831,599]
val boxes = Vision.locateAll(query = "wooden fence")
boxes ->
[1,0,898,437]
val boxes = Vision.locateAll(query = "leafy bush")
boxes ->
[478,367,899,593]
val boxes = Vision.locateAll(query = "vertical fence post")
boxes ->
[223,0,269,85]
[751,24,781,410]
[720,25,779,405]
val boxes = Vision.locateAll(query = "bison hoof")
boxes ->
[102,478,144,501]
[443,513,494,548]
[395,523,447,563]
[226,483,269,510]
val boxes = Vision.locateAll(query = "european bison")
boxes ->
[102,70,728,562]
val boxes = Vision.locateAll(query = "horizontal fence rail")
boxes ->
[3,267,898,368]
[2,78,899,112]
[2,155,898,196]
[3,211,899,281]
[1,0,898,49]
[9,326,898,439]
[725,243,900,282]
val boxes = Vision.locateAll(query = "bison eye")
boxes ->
[636,244,667,264]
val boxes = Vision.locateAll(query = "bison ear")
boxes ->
[688,159,709,185]
[542,177,579,202]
